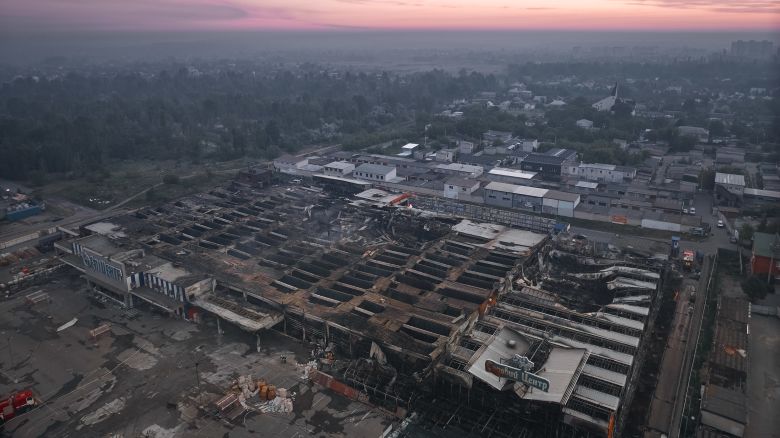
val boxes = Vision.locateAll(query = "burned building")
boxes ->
[53,176,661,437]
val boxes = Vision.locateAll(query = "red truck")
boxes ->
[0,390,36,426]
[682,250,695,271]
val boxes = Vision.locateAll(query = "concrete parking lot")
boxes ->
[0,273,393,437]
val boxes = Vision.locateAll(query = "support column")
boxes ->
[256,332,261,352]
[217,317,223,336]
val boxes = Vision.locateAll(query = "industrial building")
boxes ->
[566,163,637,183]
[49,174,660,438]
[517,149,579,179]
[698,296,751,437]
[323,161,355,177]
[715,173,746,195]
[483,181,580,217]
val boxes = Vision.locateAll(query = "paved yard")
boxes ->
[0,274,393,437]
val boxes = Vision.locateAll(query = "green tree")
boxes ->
[739,223,754,242]
[265,120,281,144]
[708,120,726,138]
[741,276,772,302]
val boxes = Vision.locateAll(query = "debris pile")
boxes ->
[215,375,295,420]
[298,360,318,380]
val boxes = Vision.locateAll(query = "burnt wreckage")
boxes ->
[55,176,663,437]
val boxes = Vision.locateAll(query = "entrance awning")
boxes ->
[131,287,181,313]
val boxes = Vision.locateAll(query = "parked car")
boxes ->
[689,207,696,215]
[717,220,724,228]
[683,208,689,214]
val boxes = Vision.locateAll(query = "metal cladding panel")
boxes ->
[641,218,681,232]
[78,247,128,291]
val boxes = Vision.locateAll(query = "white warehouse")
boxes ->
[353,163,397,182]
[566,163,637,183]
[323,161,355,177]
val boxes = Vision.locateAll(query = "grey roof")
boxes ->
[274,154,302,164]
[521,150,576,166]
[744,188,780,199]
[715,172,745,187]
[435,163,484,173]
[752,232,780,259]
[519,347,588,405]
[467,326,532,391]
[75,234,126,258]
[701,384,747,423]
[325,161,354,169]
[355,163,395,175]
[484,181,549,198]
[458,153,506,166]
[575,181,599,189]
[546,148,578,160]
[446,176,480,188]
[488,167,538,179]
[545,190,580,202]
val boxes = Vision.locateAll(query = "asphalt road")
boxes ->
[645,277,698,437]
[642,257,711,438]
[671,256,712,438]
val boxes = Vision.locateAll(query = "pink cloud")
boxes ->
[0,0,776,32]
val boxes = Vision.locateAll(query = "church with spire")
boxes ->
[592,82,619,112]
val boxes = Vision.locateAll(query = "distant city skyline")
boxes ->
[1,0,778,33]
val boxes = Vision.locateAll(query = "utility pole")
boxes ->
[5,334,12,368]
[194,361,201,392]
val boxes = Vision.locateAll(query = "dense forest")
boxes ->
[0,67,502,180]
[1,60,777,182]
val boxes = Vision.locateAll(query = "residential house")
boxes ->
[435,148,458,163]
[483,130,514,145]
[513,139,539,152]
[458,140,478,154]
[397,143,420,158]
[576,119,594,129]
[678,126,710,143]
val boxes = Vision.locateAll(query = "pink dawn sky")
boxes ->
[1,0,778,32]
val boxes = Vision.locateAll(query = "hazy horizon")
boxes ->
[2,29,779,66]
[2,0,778,66]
